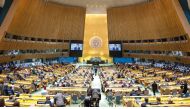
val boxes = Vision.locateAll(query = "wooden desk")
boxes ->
[47,87,87,95]
[158,82,176,86]
[105,87,138,93]
[3,94,71,107]
[147,104,190,107]
[122,96,190,107]
[178,76,190,81]
[160,85,181,94]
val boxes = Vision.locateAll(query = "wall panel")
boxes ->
[0,40,69,50]
[81,14,111,62]
[0,0,83,63]
[0,52,69,63]
[0,0,18,39]
[7,0,86,40]
[107,0,185,40]
[108,0,190,64]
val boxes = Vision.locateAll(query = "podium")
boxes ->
[86,57,105,65]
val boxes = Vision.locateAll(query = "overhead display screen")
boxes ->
[109,44,122,51]
[69,40,83,57]
[70,43,83,51]
[109,41,122,57]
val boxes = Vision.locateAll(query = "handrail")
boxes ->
[110,100,117,107]
[78,100,85,107]
[123,95,178,98]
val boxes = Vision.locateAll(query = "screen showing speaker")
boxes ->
[69,40,83,57]
[109,44,122,51]
[109,41,122,57]
[70,43,83,51]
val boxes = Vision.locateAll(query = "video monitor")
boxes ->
[109,41,122,57]
[70,43,83,51]
[69,40,83,57]
[109,44,122,51]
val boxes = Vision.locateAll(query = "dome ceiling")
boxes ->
[47,0,149,14]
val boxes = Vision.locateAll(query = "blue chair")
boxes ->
[41,91,48,95]
[107,95,113,102]
[185,93,189,97]
[107,96,113,106]
[115,96,121,104]
[72,94,78,104]
[80,94,85,101]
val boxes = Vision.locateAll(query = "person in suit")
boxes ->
[183,81,188,94]
[7,87,14,95]
[91,89,101,107]
[130,89,137,96]
[0,82,3,95]
[74,44,81,50]
[141,98,149,107]
[0,66,2,74]
[3,84,8,96]
[112,44,119,51]
[87,86,92,96]
[84,96,91,107]
[6,95,15,102]
[45,96,53,107]
[54,93,67,107]
[152,81,158,96]
[94,68,98,76]
[13,101,20,107]
[156,97,162,104]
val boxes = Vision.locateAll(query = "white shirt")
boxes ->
[11,85,14,90]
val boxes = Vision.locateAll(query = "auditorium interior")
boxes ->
[1,0,190,107]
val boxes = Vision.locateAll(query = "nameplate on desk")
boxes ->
[150,102,159,105]
[37,101,46,104]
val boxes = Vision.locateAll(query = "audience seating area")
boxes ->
[0,62,190,107]
[98,63,190,107]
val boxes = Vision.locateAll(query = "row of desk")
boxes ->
[122,95,190,107]
[0,94,71,107]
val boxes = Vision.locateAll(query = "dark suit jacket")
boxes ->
[152,83,158,91]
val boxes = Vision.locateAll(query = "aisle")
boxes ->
[91,74,109,107]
